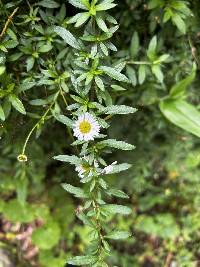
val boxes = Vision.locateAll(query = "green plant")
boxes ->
[51,1,136,265]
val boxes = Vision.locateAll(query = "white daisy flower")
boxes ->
[102,161,117,174]
[73,112,100,141]
[75,164,90,178]
[75,157,99,178]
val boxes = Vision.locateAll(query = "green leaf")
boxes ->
[100,42,108,56]
[29,94,57,106]
[102,105,137,115]
[148,0,164,9]
[147,36,157,59]
[55,114,73,128]
[32,221,61,250]
[160,99,200,138]
[152,65,163,83]
[98,139,135,150]
[107,189,129,199]
[130,31,139,58]
[100,66,130,83]
[54,26,82,50]
[138,65,146,85]
[0,66,6,76]
[96,1,117,11]
[8,94,26,115]
[96,15,108,32]
[170,63,196,98]
[68,0,88,10]
[38,44,52,53]
[37,0,60,8]
[62,183,88,198]
[111,84,126,91]
[75,12,90,27]
[109,163,132,174]
[95,76,105,91]
[26,57,35,71]
[106,230,131,240]
[68,255,98,266]
[102,204,132,215]
[126,66,137,86]
[0,105,5,121]
[53,155,82,165]
[80,0,90,9]
[172,14,186,34]
[77,212,94,227]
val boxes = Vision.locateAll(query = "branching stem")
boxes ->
[0,7,19,38]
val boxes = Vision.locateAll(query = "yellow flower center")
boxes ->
[79,120,91,134]
[81,164,90,172]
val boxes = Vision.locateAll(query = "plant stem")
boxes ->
[21,94,58,155]
[58,83,79,153]
[0,7,19,38]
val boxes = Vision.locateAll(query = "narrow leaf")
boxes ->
[54,26,82,50]
[8,94,26,115]
[54,155,82,165]
[102,204,132,215]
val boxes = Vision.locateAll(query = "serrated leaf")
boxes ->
[106,230,131,240]
[96,15,108,32]
[53,155,82,165]
[109,163,132,174]
[96,1,117,11]
[100,66,130,83]
[62,183,88,198]
[68,0,88,10]
[95,76,105,91]
[8,94,26,115]
[107,189,129,199]
[77,212,94,227]
[37,0,60,8]
[75,12,90,27]
[98,139,135,150]
[102,204,132,215]
[68,255,98,265]
[55,114,73,128]
[54,26,82,50]
[102,105,137,115]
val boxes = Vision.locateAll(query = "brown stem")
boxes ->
[163,251,173,267]
[0,7,19,38]
[188,36,200,68]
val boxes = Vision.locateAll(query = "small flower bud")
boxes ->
[17,154,28,162]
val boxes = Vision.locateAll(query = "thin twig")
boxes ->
[188,36,200,67]
[163,251,173,267]
[0,7,19,38]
